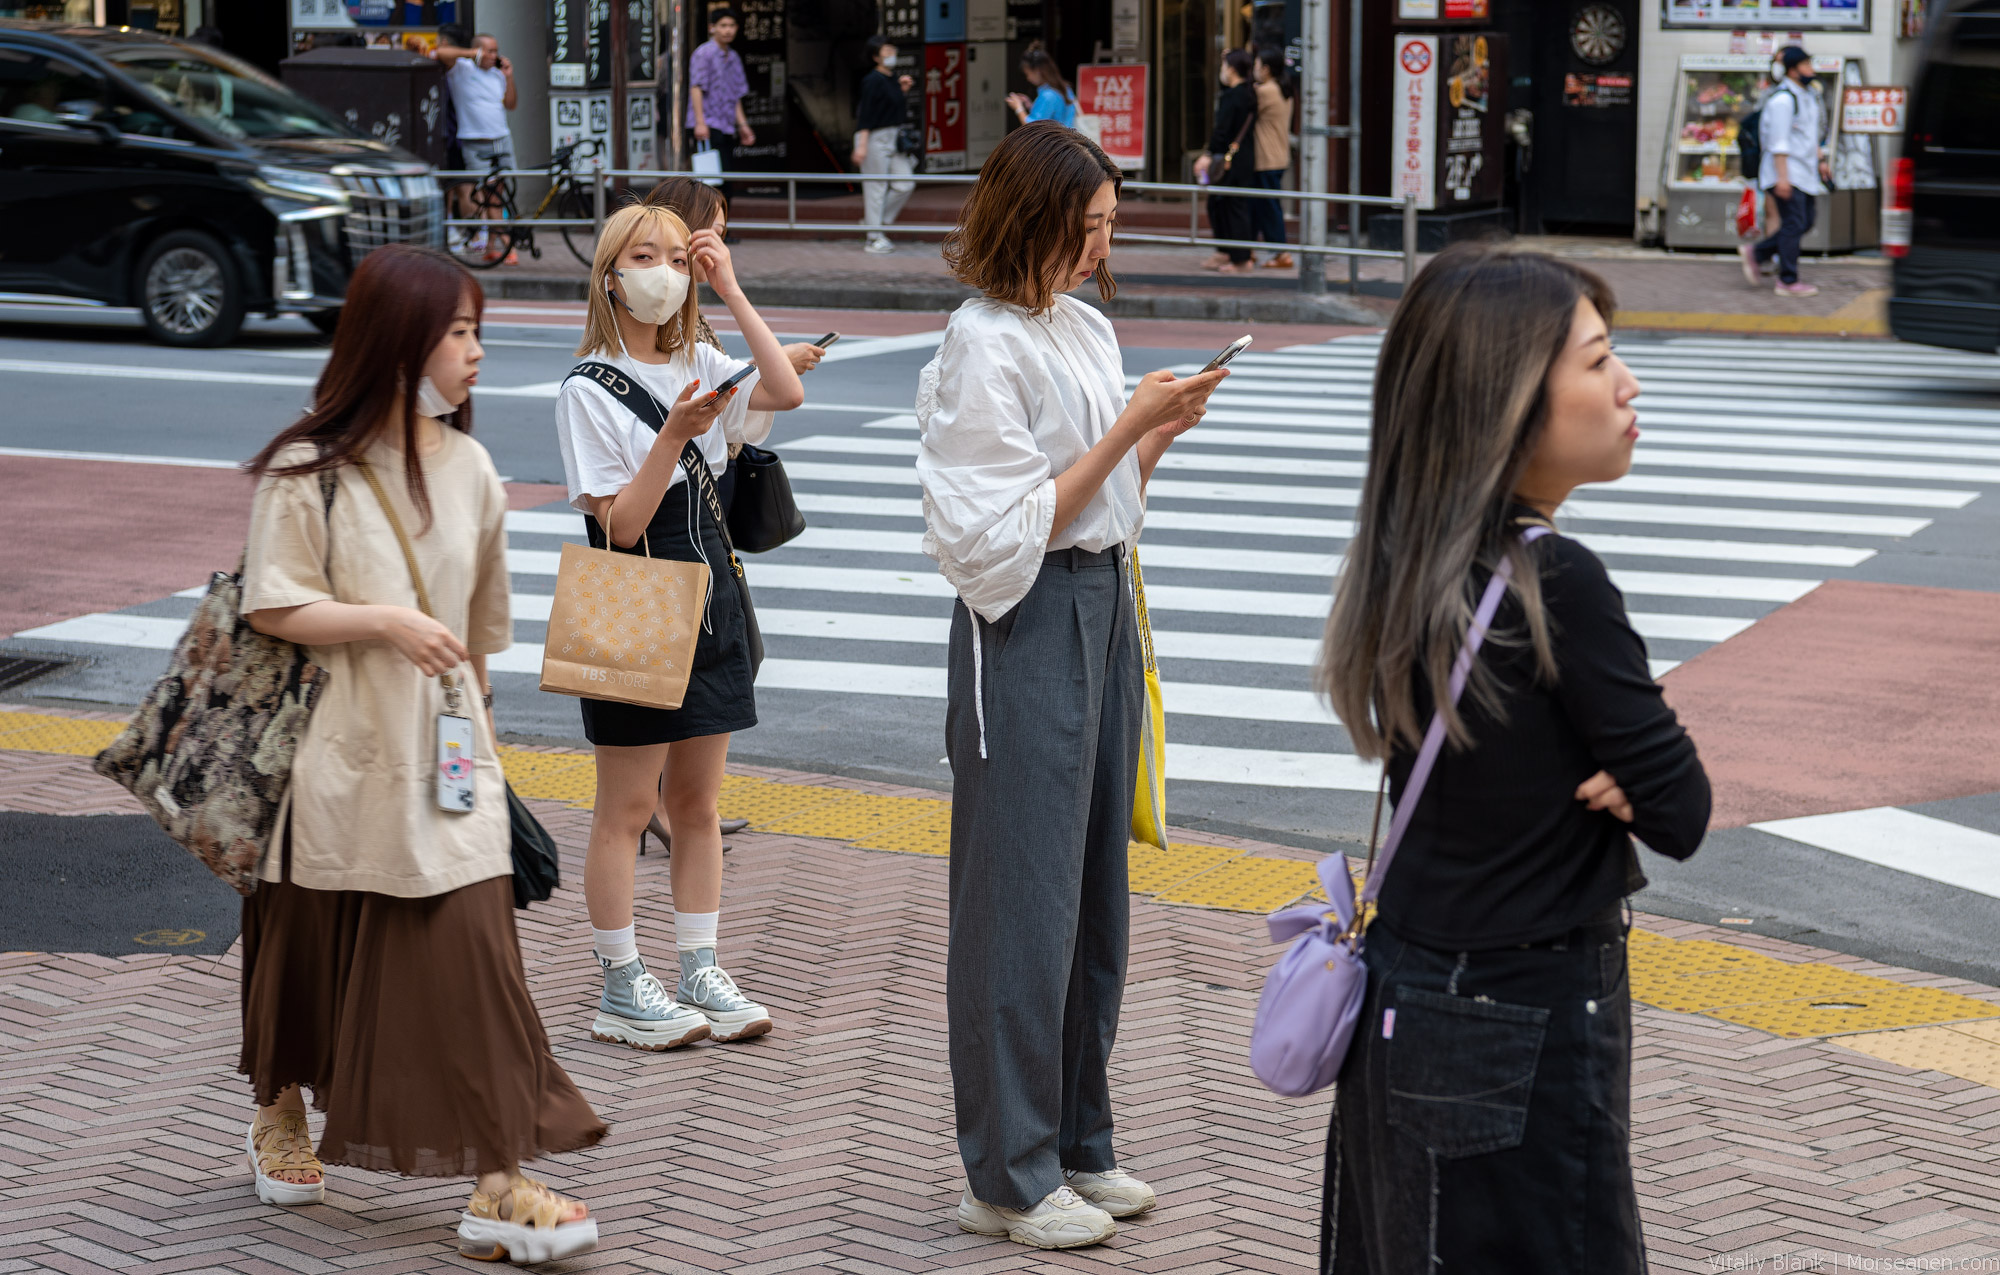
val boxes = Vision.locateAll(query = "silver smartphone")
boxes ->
[1202,334,1253,373]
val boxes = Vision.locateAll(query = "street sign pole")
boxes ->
[610,0,630,175]
[1346,0,1361,294]
[1298,0,1329,295]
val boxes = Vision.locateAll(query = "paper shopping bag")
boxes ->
[539,540,710,710]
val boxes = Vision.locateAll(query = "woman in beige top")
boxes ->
[237,244,605,1265]
[1250,47,1295,270]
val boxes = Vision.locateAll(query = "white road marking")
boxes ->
[1751,808,2000,900]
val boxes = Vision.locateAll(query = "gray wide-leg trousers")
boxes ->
[944,545,1142,1211]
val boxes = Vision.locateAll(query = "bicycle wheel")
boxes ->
[557,182,598,267]
[450,178,516,269]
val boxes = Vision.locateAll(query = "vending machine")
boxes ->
[1660,52,1877,251]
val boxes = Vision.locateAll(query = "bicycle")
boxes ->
[450,137,602,270]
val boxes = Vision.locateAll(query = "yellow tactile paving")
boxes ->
[1156,855,1320,913]
[8,707,2000,1054]
[1127,842,1244,895]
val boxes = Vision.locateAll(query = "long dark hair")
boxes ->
[1020,43,1071,102]
[246,244,481,531]
[1255,45,1294,100]
[944,121,1119,314]
[1317,243,1616,759]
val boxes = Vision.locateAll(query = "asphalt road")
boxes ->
[8,301,2000,984]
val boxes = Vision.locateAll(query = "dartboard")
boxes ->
[1570,4,1626,66]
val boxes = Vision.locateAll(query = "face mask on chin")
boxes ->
[415,375,457,418]
[608,262,691,327]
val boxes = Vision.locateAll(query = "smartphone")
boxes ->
[1202,334,1253,373]
[436,714,476,813]
[812,332,841,349]
[704,365,757,401]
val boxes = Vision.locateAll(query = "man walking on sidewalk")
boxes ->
[1741,46,1830,298]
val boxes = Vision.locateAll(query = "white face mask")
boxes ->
[414,375,457,418]
[609,262,691,326]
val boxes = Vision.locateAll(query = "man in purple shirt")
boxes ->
[687,7,754,182]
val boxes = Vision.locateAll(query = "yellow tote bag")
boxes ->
[1130,548,1169,851]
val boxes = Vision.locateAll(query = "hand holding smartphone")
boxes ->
[1202,334,1252,373]
[812,332,841,349]
[703,365,757,403]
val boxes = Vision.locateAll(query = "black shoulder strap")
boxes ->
[565,361,744,576]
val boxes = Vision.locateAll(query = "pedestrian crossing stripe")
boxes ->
[8,333,1994,799]
[1,705,1994,1041]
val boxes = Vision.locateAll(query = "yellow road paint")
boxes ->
[1615,309,1889,337]
[7,707,1999,1062]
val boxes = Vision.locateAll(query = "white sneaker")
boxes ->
[864,234,894,254]
[1065,1167,1156,1217]
[957,1185,1116,1249]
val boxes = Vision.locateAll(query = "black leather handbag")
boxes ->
[507,781,561,909]
[726,443,807,553]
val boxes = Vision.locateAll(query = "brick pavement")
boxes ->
[5,745,2000,1271]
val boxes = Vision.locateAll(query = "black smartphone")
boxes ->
[812,332,841,348]
[1202,334,1253,373]
[705,365,757,401]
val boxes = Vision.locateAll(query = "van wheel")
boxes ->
[137,230,244,347]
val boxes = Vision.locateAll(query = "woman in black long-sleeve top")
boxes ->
[1316,242,1709,1274]
[1195,49,1259,271]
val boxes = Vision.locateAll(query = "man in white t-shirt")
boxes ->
[1740,46,1832,297]
[434,35,517,262]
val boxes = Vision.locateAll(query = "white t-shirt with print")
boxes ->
[555,342,770,515]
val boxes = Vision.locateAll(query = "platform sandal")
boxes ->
[245,1110,324,1206]
[458,1173,599,1265]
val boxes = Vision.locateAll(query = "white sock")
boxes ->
[675,911,718,954]
[592,924,638,967]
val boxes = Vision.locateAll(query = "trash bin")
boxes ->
[280,46,449,167]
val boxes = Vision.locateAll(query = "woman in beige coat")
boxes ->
[238,244,605,1264]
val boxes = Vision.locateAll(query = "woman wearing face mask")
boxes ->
[237,244,605,1264]
[920,121,1227,1249]
[1318,243,1708,1269]
[852,35,918,255]
[1194,49,1259,274]
[555,202,804,1056]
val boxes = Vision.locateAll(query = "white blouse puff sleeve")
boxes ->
[916,319,1060,623]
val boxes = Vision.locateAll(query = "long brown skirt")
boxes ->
[238,873,607,1177]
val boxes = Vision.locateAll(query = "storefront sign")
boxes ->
[924,0,965,42]
[1444,0,1489,17]
[734,0,788,161]
[1392,35,1437,210]
[881,0,921,42]
[291,0,354,29]
[926,42,967,171]
[1841,85,1906,133]
[1564,70,1632,108]
[1396,0,1489,20]
[1075,64,1147,170]
[1664,0,1868,30]
[1397,0,1440,16]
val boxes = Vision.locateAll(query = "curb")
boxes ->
[487,273,1383,325]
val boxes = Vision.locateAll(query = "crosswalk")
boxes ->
[14,333,2000,804]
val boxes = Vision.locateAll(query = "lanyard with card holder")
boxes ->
[354,461,478,814]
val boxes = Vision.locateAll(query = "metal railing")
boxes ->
[433,165,1422,293]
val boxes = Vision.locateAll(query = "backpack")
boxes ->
[1737,103,1763,186]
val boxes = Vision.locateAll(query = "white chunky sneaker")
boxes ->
[677,948,774,1042]
[1065,1167,1156,1217]
[957,1185,1117,1249]
[591,955,710,1050]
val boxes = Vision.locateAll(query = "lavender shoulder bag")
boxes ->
[1249,526,1549,1098]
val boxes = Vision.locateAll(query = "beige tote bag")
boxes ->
[539,535,710,710]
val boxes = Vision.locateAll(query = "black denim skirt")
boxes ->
[1323,903,1644,1274]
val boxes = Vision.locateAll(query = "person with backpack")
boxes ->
[1316,242,1710,1270]
[1740,46,1832,297]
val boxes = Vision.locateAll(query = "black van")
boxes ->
[1886,0,2000,354]
[0,22,441,346]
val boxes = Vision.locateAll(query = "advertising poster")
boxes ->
[1075,64,1147,170]
[732,0,789,162]
[1841,85,1906,133]
[1665,0,1868,28]
[926,42,968,171]
[1438,33,1503,206]
[1391,35,1438,209]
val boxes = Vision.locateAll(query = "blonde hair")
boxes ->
[576,203,703,359]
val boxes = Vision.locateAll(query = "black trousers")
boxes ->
[1752,188,1817,284]
[1207,187,1255,263]
[1325,905,1644,1274]
[689,127,738,202]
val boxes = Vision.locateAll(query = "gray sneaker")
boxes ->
[677,949,774,1042]
[591,956,710,1050]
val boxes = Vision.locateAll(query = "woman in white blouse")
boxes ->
[918,121,1227,1250]
[554,202,803,1056]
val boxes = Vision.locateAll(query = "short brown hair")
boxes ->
[643,175,727,233]
[944,121,1120,314]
